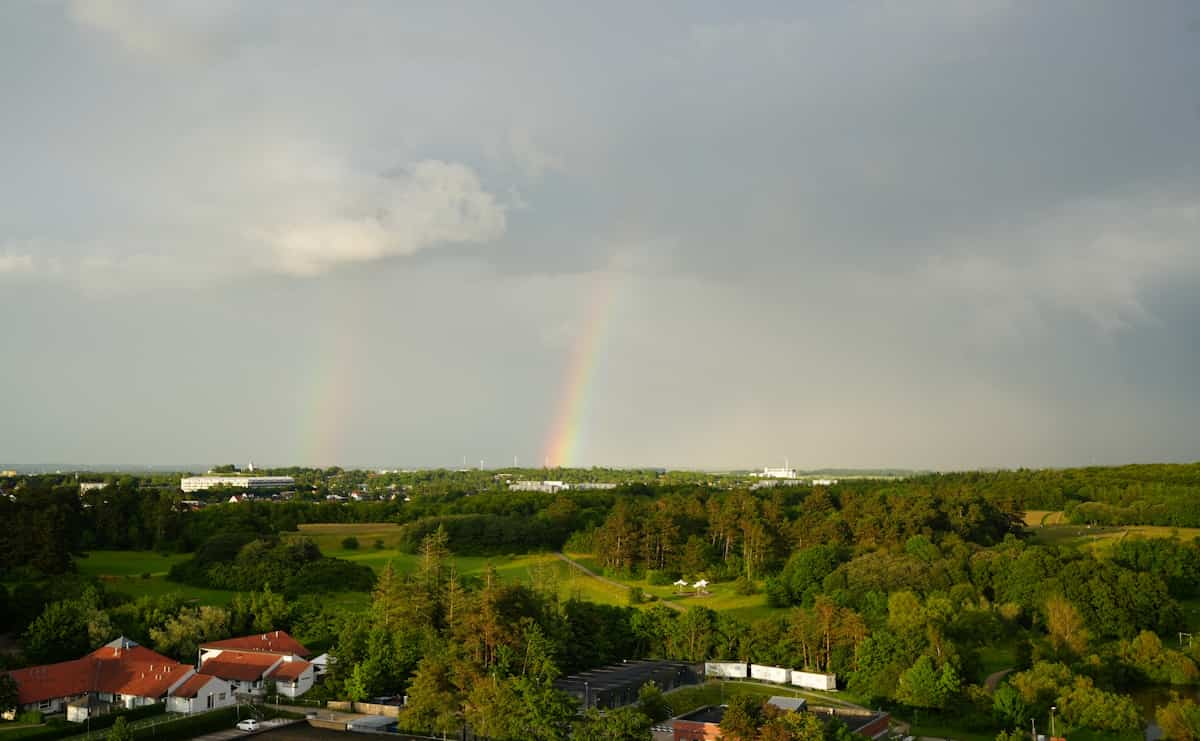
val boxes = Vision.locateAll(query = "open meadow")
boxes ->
[564,552,783,622]
[1027,518,1200,553]
[75,550,238,605]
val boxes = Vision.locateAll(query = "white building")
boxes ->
[509,480,569,493]
[810,479,839,486]
[755,467,798,479]
[180,475,295,493]
[166,674,233,714]
[79,482,108,494]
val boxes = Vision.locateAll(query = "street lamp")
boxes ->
[1050,706,1056,738]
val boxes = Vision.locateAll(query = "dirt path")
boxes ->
[554,552,685,612]
[984,668,1014,692]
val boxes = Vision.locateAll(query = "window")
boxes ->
[38,700,53,711]
[219,693,226,701]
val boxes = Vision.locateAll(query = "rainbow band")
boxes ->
[542,273,620,468]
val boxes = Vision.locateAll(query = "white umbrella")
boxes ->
[692,579,709,590]
[673,579,689,586]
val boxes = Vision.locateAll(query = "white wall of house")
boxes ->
[276,665,315,698]
[166,677,235,715]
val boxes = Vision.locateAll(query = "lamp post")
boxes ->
[1050,706,1056,738]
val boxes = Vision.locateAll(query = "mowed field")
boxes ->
[76,550,239,605]
[1027,517,1200,553]
[290,524,629,607]
[564,553,783,622]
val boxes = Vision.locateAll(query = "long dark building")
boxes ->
[554,660,702,710]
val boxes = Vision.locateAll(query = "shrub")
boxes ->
[734,576,758,595]
[647,570,680,587]
[627,587,645,605]
[373,539,385,550]
[341,536,360,551]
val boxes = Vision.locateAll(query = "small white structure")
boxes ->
[692,579,709,594]
[167,674,233,714]
[751,664,792,684]
[705,661,749,679]
[810,479,838,487]
[673,579,689,593]
[79,482,108,494]
[791,671,837,691]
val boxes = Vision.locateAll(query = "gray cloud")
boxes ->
[1,1,1197,468]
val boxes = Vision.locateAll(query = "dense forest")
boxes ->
[3,464,1200,740]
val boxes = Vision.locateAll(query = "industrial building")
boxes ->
[180,475,295,493]
[554,660,702,710]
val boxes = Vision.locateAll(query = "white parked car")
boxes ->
[236,719,260,732]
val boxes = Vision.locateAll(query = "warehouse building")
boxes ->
[555,660,702,710]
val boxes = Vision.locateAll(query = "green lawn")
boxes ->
[291,524,630,608]
[976,642,1017,683]
[76,551,238,605]
[563,552,786,622]
[1029,524,1200,553]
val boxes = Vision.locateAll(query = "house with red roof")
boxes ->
[165,674,233,715]
[196,631,314,699]
[3,638,194,722]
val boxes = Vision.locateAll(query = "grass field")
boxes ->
[76,551,239,605]
[1022,510,1066,527]
[564,552,784,622]
[1028,522,1200,553]
[290,523,630,607]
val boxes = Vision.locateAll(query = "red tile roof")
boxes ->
[7,643,191,705]
[200,632,310,658]
[265,660,311,681]
[171,674,220,699]
[200,651,281,682]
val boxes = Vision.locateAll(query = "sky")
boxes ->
[2,1,1198,471]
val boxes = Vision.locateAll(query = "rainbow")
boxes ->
[542,272,621,468]
[296,310,357,467]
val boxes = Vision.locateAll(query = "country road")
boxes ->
[554,552,686,612]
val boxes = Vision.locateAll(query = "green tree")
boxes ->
[572,707,652,741]
[1157,697,1200,741]
[23,600,92,663]
[150,605,230,660]
[0,673,19,718]
[720,695,765,741]
[401,653,463,735]
[992,685,1028,730]
[342,536,360,550]
[108,717,133,741]
[896,656,953,710]
[636,681,671,723]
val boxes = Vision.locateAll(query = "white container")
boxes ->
[704,661,748,679]
[750,664,791,684]
[790,671,837,691]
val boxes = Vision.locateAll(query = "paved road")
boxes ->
[554,553,685,612]
[983,668,1014,692]
[189,718,302,741]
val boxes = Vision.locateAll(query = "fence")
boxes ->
[324,702,401,718]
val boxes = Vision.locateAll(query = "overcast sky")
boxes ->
[2,1,1198,470]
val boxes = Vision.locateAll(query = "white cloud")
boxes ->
[67,0,243,58]
[261,160,507,276]
[0,252,34,274]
